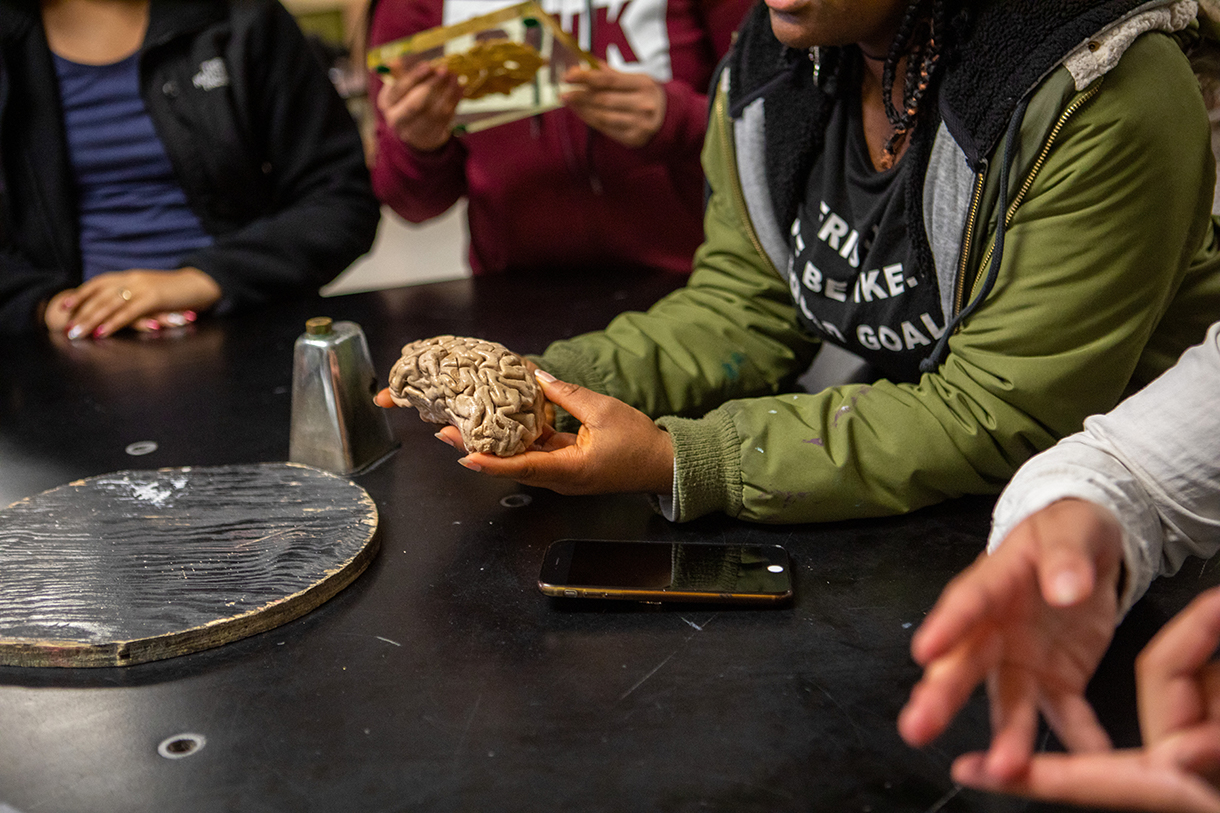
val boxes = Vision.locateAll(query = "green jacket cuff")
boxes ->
[657,410,743,522]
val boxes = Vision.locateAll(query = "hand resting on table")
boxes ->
[44,267,221,339]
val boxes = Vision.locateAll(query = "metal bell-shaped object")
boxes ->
[289,317,398,475]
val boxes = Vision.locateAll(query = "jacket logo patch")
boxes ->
[192,58,230,91]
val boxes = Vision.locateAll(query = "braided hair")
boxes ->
[876,0,955,168]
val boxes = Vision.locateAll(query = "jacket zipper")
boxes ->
[715,85,772,271]
[952,168,986,316]
[956,82,1104,312]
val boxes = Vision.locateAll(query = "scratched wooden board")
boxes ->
[0,463,378,668]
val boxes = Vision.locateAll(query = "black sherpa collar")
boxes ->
[942,0,1156,166]
[725,1,828,242]
[728,0,1161,167]
[722,0,1166,283]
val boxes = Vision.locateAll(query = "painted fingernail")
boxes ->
[183,310,197,323]
[66,324,83,340]
[139,318,161,331]
[163,312,188,327]
[534,369,556,383]
[60,298,75,311]
[457,458,482,472]
[92,326,108,339]
[1050,570,1085,605]
[434,432,456,448]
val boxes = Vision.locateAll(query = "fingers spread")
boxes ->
[1139,588,1220,744]
[984,667,1041,780]
[1033,503,1121,607]
[910,570,995,665]
[1157,723,1220,782]
[910,547,1025,665]
[1040,690,1112,753]
[898,629,1002,747]
[954,749,1220,813]
[1142,588,1220,686]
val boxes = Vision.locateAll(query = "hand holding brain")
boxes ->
[387,335,545,456]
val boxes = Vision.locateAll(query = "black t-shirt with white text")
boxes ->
[784,63,944,382]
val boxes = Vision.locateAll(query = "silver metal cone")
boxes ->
[289,318,398,475]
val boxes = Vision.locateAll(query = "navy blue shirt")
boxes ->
[54,52,213,280]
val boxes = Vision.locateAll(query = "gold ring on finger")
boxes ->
[119,288,133,301]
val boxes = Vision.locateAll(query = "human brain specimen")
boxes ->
[387,336,545,457]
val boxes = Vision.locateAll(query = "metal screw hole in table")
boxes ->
[158,733,206,759]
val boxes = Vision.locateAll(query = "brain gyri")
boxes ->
[388,335,545,456]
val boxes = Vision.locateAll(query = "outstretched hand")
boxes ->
[377,370,674,496]
[561,62,666,148]
[898,498,1125,779]
[950,586,1220,813]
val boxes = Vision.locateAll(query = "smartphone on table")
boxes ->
[538,539,793,605]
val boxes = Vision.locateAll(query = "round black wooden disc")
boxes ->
[0,463,379,667]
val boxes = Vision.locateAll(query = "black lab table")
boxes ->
[0,270,1213,813]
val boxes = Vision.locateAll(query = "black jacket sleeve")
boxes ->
[0,3,80,335]
[0,248,72,334]
[166,0,380,310]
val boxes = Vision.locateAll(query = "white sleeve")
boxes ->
[988,322,1220,614]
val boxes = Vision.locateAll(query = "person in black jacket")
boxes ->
[0,0,380,338]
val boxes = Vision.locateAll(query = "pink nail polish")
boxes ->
[92,326,108,339]
[183,310,198,323]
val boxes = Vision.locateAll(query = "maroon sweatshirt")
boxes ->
[368,0,752,276]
